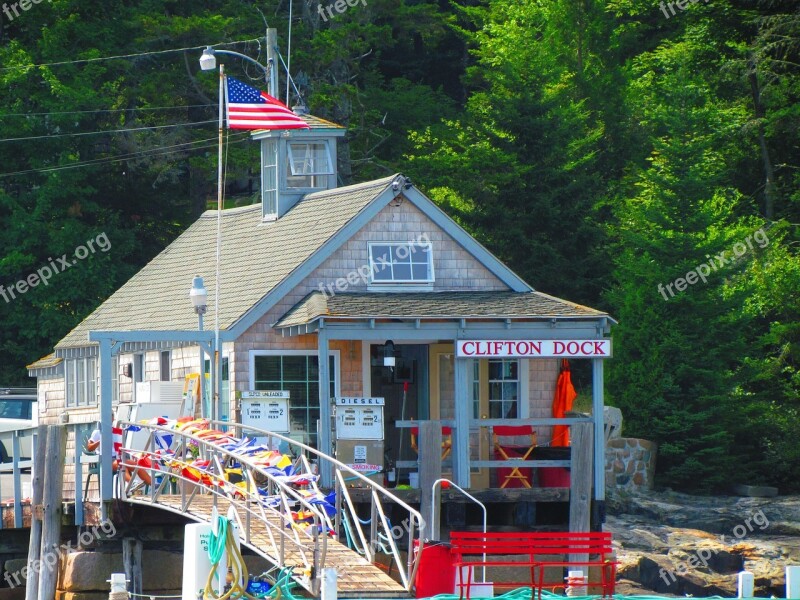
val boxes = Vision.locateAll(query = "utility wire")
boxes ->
[0,104,214,118]
[0,39,261,72]
[0,120,217,143]
[0,133,251,178]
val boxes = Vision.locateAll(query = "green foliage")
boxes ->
[0,0,797,494]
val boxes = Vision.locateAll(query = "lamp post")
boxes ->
[198,36,277,425]
[190,276,207,417]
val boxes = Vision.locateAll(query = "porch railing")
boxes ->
[0,426,36,529]
[394,418,589,471]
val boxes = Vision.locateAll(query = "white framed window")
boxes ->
[249,350,340,449]
[262,139,278,219]
[286,141,332,189]
[65,357,99,408]
[368,242,434,284]
[488,359,519,419]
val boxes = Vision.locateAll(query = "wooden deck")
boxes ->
[126,494,410,598]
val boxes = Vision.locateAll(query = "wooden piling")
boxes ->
[568,422,593,568]
[123,538,143,597]
[419,421,443,541]
[25,426,47,600]
[37,425,66,600]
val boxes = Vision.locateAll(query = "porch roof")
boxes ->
[274,291,611,329]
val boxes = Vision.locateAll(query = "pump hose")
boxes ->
[203,516,305,600]
[204,517,262,600]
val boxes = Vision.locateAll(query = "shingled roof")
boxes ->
[275,291,612,329]
[56,175,397,349]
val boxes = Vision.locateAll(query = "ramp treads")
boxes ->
[125,493,409,598]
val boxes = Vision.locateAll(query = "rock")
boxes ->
[732,484,779,498]
[59,551,125,592]
[0,588,26,600]
[141,550,183,589]
[606,490,800,597]
[3,559,28,587]
[604,406,623,439]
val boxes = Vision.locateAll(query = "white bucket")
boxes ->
[409,472,419,488]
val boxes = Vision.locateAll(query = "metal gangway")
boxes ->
[116,419,423,598]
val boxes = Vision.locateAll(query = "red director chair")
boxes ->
[493,425,537,488]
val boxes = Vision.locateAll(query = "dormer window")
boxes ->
[287,141,333,189]
[368,241,434,286]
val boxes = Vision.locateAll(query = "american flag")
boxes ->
[225,76,310,130]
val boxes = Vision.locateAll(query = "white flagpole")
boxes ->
[212,64,224,423]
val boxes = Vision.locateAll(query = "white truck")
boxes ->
[0,387,37,464]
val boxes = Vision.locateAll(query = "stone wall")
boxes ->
[605,437,657,490]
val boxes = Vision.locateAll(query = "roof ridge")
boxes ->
[198,203,262,219]
[303,174,398,200]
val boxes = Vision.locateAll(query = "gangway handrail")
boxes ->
[212,420,424,519]
[115,419,423,594]
[116,420,327,593]
[431,477,487,582]
[209,419,426,591]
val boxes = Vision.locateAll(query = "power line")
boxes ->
[0,39,262,72]
[0,133,251,178]
[0,104,215,118]
[0,120,217,143]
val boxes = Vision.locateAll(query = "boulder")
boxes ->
[141,550,183,590]
[3,559,29,587]
[606,491,800,597]
[59,551,124,592]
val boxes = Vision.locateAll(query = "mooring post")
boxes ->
[787,565,800,599]
[321,568,337,600]
[419,421,442,541]
[25,426,48,600]
[37,425,67,600]
[123,538,143,597]
[738,571,754,598]
[569,422,593,572]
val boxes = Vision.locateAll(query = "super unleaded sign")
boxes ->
[456,339,611,358]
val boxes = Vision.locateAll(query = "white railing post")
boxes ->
[737,571,754,598]
[787,565,800,599]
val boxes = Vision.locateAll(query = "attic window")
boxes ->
[368,242,434,284]
[287,141,333,189]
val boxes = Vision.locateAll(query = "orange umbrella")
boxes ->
[552,359,577,446]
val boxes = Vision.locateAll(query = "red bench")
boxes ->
[449,531,617,599]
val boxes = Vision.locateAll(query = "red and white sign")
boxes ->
[346,463,383,472]
[456,339,611,358]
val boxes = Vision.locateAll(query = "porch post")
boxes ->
[99,337,114,520]
[318,321,333,486]
[591,358,605,503]
[453,356,470,487]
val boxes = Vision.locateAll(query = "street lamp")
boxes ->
[199,46,271,84]
[190,276,207,417]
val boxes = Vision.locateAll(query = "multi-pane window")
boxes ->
[488,359,519,419]
[66,357,99,407]
[369,242,434,284]
[262,139,278,218]
[253,353,337,448]
[286,142,332,189]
